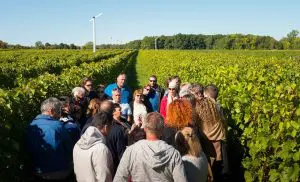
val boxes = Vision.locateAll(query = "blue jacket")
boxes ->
[148,90,160,112]
[146,86,164,112]
[60,116,81,147]
[25,114,73,174]
[104,83,132,104]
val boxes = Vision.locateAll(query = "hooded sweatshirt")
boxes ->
[113,140,187,182]
[73,126,113,182]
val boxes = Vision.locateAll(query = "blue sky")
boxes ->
[1,0,299,46]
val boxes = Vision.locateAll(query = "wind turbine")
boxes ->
[89,12,102,53]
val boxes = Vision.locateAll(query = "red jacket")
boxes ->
[159,95,168,120]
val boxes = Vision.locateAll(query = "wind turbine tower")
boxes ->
[89,12,102,53]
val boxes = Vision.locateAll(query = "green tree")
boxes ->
[141,36,155,49]
[0,40,8,48]
[125,40,141,49]
[45,42,51,48]
[280,39,290,49]
[292,37,300,49]
[70,43,78,49]
[280,30,300,49]
[82,41,93,49]
[164,36,175,49]
[287,30,299,40]
[35,41,44,49]
[287,30,300,49]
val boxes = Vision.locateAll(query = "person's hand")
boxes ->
[132,123,138,130]
[137,116,143,127]
[171,95,178,102]
[128,123,138,135]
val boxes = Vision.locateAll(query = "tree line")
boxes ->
[124,30,300,50]
[1,30,300,50]
[0,41,80,50]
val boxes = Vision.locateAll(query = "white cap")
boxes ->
[168,81,177,89]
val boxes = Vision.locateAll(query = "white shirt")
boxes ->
[133,102,147,126]
[120,103,132,119]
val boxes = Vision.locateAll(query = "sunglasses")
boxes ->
[149,80,157,82]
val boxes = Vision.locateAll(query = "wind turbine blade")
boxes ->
[95,13,103,18]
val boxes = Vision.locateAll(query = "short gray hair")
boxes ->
[72,87,85,97]
[40,97,62,115]
[144,112,164,135]
[179,84,192,98]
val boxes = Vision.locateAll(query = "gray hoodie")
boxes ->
[113,140,187,182]
[73,126,113,182]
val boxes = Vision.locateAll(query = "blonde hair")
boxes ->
[175,127,201,157]
[133,89,143,100]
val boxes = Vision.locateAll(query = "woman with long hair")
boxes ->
[195,97,227,181]
[162,99,193,145]
[175,127,211,182]
[80,98,102,134]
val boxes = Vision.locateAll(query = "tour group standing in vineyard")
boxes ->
[25,72,228,182]
[1,49,298,182]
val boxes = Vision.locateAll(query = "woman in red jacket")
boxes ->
[159,81,179,119]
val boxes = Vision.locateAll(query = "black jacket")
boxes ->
[106,119,130,172]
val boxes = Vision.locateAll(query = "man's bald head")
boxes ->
[100,100,114,114]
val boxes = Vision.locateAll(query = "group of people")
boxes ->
[25,73,228,182]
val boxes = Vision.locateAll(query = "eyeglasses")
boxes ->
[149,80,156,82]
[169,88,176,91]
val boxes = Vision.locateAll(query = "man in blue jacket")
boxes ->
[104,73,132,104]
[147,75,165,112]
[25,97,73,180]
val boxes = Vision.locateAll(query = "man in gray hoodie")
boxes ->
[73,111,114,182]
[113,112,188,182]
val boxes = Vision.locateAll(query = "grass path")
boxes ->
[135,51,148,87]
[130,50,151,89]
